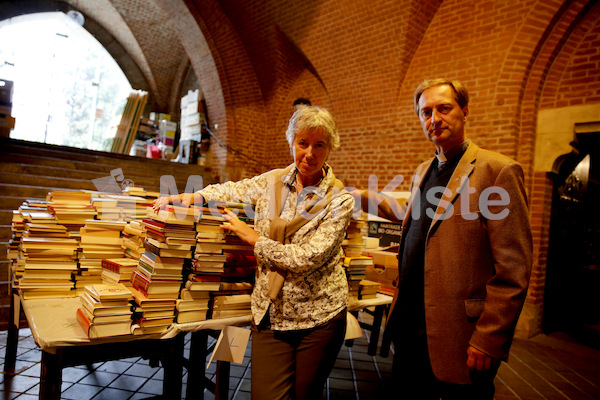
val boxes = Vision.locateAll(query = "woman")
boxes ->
[153,106,353,399]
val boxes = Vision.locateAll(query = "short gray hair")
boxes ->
[285,106,340,152]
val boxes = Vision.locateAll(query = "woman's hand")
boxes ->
[152,196,171,211]
[221,209,260,246]
[152,193,203,211]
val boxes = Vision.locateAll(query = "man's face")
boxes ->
[418,84,468,153]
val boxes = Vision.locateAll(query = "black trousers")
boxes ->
[388,330,498,400]
[250,309,347,400]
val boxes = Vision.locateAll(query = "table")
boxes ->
[166,315,252,400]
[347,293,393,356]
[5,292,392,400]
[5,295,184,400]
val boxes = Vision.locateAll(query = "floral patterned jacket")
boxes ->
[198,164,353,330]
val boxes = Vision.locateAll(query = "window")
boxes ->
[0,12,132,150]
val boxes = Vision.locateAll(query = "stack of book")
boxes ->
[122,220,146,259]
[175,289,210,323]
[129,287,177,335]
[194,202,256,320]
[343,256,373,300]
[184,204,226,301]
[111,194,150,222]
[211,291,252,319]
[76,220,127,290]
[92,197,122,221]
[128,206,196,332]
[122,186,161,203]
[7,211,22,267]
[47,190,97,236]
[342,217,367,257]
[358,280,381,300]
[17,213,79,299]
[76,283,134,338]
[101,257,138,287]
[8,200,50,286]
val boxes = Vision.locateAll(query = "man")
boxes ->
[357,78,532,399]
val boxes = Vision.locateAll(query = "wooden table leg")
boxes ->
[367,305,384,356]
[40,350,63,400]
[162,333,184,399]
[186,331,208,400]
[4,292,20,371]
[214,360,230,400]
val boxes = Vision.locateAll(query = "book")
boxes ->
[185,280,221,292]
[145,207,196,225]
[135,316,174,328]
[79,306,132,324]
[176,298,210,311]
[145,237,193,251]
[84,283,133,302]
[76,308,132,338]
[138,258,183,277]
[141,251,185,269]
[180,288,212,300]
[175,309,208,323]
[80,292,132,316]
[130,286,177,307]
[102,258,139,274]
[130,270,182,294]
[144,240,192,258]
[212,294,252,309]
[210,309,251,319]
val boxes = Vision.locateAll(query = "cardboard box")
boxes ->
[362,246,399,295]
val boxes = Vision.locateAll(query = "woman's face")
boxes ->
[291,128,331,185]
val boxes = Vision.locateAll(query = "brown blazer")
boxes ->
[387,141,532,384]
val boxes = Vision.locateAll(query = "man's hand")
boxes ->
[467,345,498,371]
[221,209,260,246]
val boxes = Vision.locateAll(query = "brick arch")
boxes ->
[154,0,267,181]
[540,2,600,109]
[497,0,599,336]
[495,0,596,173]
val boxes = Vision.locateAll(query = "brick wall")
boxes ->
[4,0,599,336]
[163,0,600,338]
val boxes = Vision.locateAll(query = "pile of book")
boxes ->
[122,220,146,259]
[76,219,127,290]
[101,257,138,287]
[76,283,134,338]
[8,199,51,286]
[192,201,256,320]
[47,190,97,236]
[129,205,196,333]
[342,217,367,257]
[122,186,160,203]
[92,196,122,221]
[343,256,373,300]
[111,194,151,222]
[358,280,381,300]
[17,210,79,299]
[175,287,210,324]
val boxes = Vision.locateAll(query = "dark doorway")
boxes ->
[543,124,600,348]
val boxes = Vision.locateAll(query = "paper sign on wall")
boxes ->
[344,312,363,340]
[207,326,251,368]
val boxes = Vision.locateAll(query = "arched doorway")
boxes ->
[544,122,600,347]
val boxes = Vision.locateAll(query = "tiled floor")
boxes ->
[0,312,599,399]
